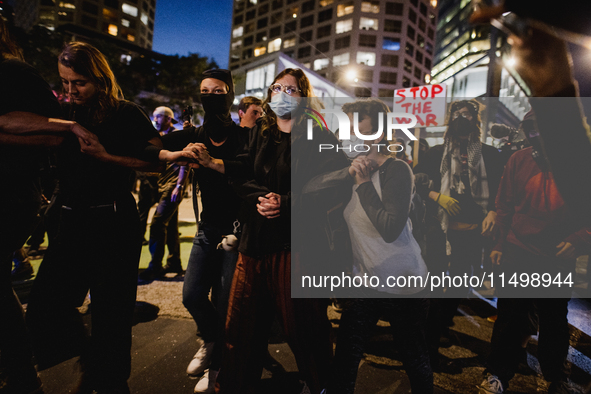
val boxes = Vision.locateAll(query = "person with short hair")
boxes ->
[139,69,248,393]
[139,106,188,281]
[237,96,263,128]
[307,98,432,394]
[478,111,591,394]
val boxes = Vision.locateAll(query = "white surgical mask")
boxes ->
[340,134,365,158]
[268,92,299,119]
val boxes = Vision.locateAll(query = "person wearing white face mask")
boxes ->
[193,68,349,394]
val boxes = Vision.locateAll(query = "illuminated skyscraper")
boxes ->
[229,0,438,97]
[14,0,156,50]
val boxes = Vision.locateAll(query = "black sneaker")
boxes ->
[162,263,184,276]
[138,266,162,283]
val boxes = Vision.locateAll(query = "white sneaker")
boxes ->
[194,369,218,394]
[187,342,215,377]
[478,373,504,394]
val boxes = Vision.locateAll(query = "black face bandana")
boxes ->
[201,93,232,117]
[200,69,236,143]
[449,116,478,138]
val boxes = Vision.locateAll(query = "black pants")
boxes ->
[137,174,159,241]
[486,243,573,388]
[0,199,39,373]
[329,294,433,394]
[26,194,141,390]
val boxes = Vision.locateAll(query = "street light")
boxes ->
[346,69,357,81]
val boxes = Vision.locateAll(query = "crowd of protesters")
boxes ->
[2,4,591,394]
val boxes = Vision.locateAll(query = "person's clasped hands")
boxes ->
[348,156,376,185]
[257,192,281,219]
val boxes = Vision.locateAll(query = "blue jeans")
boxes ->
[147,187,181,269]
[182,223,238,370]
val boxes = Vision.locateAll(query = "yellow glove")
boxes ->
[436,193,461,216]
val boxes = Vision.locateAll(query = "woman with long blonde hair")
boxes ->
[25,41,161,394]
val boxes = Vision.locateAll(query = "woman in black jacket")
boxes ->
[196,68,349,394]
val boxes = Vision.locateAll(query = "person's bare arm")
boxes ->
[0,111,94,147]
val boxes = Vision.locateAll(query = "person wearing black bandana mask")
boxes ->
[478,111,591,394]
[412,99,503,371]
[192,68,348,394]
[139,69,249,393]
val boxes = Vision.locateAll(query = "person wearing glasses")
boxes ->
[193,68,348,394]
[413,99,503,370]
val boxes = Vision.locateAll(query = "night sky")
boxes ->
[152,0,234,68]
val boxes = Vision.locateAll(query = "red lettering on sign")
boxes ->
[426,113,437,126]
[431,84,443,98]
[395,89,406,104]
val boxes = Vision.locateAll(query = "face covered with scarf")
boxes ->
[521,110,549,170]
[446,104,480,140]
[200,69,235,143]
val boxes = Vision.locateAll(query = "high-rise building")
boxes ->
[431,0,529,123]
[229,0,438,97]
[14,0,156,50]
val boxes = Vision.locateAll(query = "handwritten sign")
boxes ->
[393,84,447,127]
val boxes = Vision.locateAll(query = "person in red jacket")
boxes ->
[479,111,591,394]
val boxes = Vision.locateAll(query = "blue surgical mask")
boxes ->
[268,92,299,119]
[340,133,365,158]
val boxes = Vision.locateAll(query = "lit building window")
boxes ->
[254,46,266,57]
[59,2,76,9]
[268,38,282,53]
[336,19,353,34]
[333,52,350,66]
[39,11,56,21]
[360,17,378,31]
[319,0,334,6]
[121,19,130,27]
[141,12,148,24]
[382,38,400,51]
[246,63,276,91]
[283,37,296,48]
[108,24,118,36]
[361,1,379,13]
[122,3,138,17]
[232,40,242,50]
[357,52,376,66]
[127,34,135,42]
[233,26,244,38]
[337,1,354,16]
[313,58,329,70]
[103,8,118,21]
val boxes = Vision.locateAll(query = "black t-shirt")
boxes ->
[58,101,158,206]
[159,123,248,233]
[0,58,61,204]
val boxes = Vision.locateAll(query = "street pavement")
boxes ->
[15,195,591,393]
